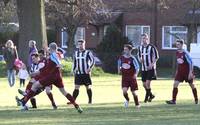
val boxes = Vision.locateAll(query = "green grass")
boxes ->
[0,76,200,125]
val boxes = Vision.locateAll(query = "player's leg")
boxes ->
[188,81,198,104]
[18,79,36,96]
[58,87,83,113]
[72,74,82,101]
[130,79,140,107]
[141,71,148,103]
[73,85,80,101]
[20,81,43,107]
[30,97,37,108]
[166,80,180,104]
[122,87,129,107]
[86,85,92,104]
[146,69,156,102]
[45,86,57,109]
[67,84,80,105]
[131,90,140,108]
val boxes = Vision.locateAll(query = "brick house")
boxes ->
[58,0,200,66]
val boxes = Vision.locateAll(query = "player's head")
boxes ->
[31,53,40,64]
[49,42,58,53]
[141,33,149,45]
[77,39,85,51]
[124,44,133,55]
[176,39,184,50]
[38,49,46,58]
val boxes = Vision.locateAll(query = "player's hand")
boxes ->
[140,57,144,63]
[86,68,91,74]
[147,63,154,70]
[188,72,194,80]
[133,74,137,79]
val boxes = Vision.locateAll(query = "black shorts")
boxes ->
[141,69,157,82]
[75,74,92,86]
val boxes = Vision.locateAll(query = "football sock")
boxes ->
[172,88,178,102]
[144,88,148,101]
[47,93,56,106]
[66,93,77,106]
[192,88,198,101]
[133,95,139,106]
[72,89,79,100]
[23,90,36,106]
[123,92,130,101]
[25,82,33,92]
[146,89,151,98]
[149,88,154,97]
[30,98,37,108]
[87,89,92,103]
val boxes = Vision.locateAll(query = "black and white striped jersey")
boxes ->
[73,50,95,74]
[138,44,159,71]
[30,61,45,73]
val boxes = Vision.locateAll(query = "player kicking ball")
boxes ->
[17,43,83,113]
[118,44,140,108]
[166,39,198,105]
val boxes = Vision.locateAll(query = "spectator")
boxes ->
[18,63,29,87]
[3,40,18,87]
[28,40,38,70]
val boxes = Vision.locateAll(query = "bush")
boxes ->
[0,61,7,77]
[0,60,106,78]
[61,60,105,77]
[194,66,200,78]
[96,24,129,73]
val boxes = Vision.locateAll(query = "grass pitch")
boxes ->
[0,76,200,125]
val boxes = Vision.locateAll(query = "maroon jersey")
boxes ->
[176,50,191,73]
[118,55,139,78]
[175,50,193,83]
[39,59,60,75]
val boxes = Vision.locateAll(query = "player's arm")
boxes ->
[86,51,95,74]
[117,58,122,74]
[185,50,193,71]
[88,51,95,69]
[132,56,140,77]
[137,46,143,63]
[72,54,77,74]
[150,46,159,68]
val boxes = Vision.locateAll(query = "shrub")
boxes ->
[0,61,7,77]
[61,60,105,77]
[0,60,106,78]
[96,24,129,73]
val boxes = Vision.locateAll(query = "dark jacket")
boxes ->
[3,47,18,70]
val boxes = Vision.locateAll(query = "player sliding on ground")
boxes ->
[118,44,140,108]
[17,43,83,113]
[166,39,198,105]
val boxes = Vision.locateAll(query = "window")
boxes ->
[162,26,188,49]
[125,25,150,47]
[61,27,68,48]
[61,27,85,48]
[74,27,85,46]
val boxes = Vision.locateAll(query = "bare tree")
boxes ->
[0,0,17,24]
[16,0,47,63]
[46,0,109,55]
